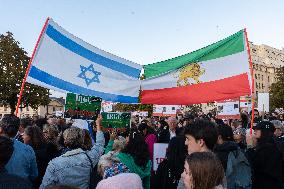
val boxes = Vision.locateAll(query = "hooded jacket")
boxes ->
[117,152,151,189]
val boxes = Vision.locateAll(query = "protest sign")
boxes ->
[153,143,168,171]
[65,93,101,120]
[153,105,180,116]
[257,93,269,113]
[101,112,131,131]
[217,99,240,119]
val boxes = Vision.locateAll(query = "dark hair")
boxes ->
[186,152,224,189]
[122,130,150,168]
[216,124,234,141]
[138,122,155,136]
[166,136,187,180]
[0,136,14,168]
[34,118,48,130]
[184,119,218,150]
[82,129,92,151]
[25,126,46,149]
[158,120,169,129]
[0,114,20,138]
[20,118,32,129]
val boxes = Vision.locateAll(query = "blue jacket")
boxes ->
[40,131,105,189]
[5,139,38,181]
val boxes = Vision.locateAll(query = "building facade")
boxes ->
[0,97,65,118]
[249,42,284,96]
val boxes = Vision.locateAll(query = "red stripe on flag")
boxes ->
[141,73,250,105]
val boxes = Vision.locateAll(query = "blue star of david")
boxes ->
[78,64,101,86]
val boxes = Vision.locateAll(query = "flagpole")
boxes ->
[244,28,255,134]
[15,17,50,116]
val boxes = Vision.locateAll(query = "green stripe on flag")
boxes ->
[144,29,245,79]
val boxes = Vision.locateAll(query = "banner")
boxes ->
[26,18,142,103]
[217,99,240,119]
[65,93,101,120]
[152,105,180,116]
[153,143,168,171]
[101,112,131,131]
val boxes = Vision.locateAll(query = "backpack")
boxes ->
[84,152,101,189]
[226,148,252,189]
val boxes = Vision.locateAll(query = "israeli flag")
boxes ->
[26,18,142,103]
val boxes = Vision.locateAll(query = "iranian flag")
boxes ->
[141,29,252,105]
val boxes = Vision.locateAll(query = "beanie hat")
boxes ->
[96,173,143,189]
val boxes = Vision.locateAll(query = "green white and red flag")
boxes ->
[141,29,252,105]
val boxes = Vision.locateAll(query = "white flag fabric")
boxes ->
[26,18,142,103]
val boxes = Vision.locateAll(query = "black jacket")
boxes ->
[214,141,239,171]
[158,127,184,143]
[154,159,181,189]
[0,168,32,189]
[246,140,283,189]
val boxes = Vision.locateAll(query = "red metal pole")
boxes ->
[15,17,50,116]
[244,28,255,134]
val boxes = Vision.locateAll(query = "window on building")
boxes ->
[26,106,29,111]
[262,75,264,80]
[255,74,257,79]
[268,76,270,82]
[53,107,56,112]
[262,83,264,89]
[4,106,7,111]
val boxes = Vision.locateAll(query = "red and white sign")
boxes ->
[153,143,168,171]
[152,105,180,117]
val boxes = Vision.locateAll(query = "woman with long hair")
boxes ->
[115,129,151,189]
[23,125,57,188]
[154,136,187,189]
[181,152,225,189]
[138,122,157,162]
[246,121,283,189]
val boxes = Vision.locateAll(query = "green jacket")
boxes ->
[117,152,152,189]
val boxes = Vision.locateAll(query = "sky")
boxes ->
[1,0,284,97]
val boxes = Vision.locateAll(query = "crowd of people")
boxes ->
[0,109,284,189]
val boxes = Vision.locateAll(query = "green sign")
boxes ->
[101,112,131,130]
[65,93,102,120]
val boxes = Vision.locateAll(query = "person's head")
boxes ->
[166,136,187,176]
[82,129,92,151]
[250,109,259,118]
[270,120,283,137]
[23,126,46,149]
[0,114,20,138]
[157,120,168,129]
[181,152,224,189]
[216,124,234,145]
[96,173,142,189]
[63,127,84,149]
[0,136,14,169]
[138,122,148,136]
[34,118,48,130]
[167,117,178,131]
[113,136,126,152]
[184,119,218,154]
[19,118,32,133]
[253,121,275,144]
[43,124,59,141]
[122,130,149,168]
[233,127,246,143]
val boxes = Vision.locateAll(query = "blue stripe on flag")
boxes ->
[45,25,141,78]
[29,66,138,103]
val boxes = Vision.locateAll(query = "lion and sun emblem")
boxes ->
[175,63,205,87]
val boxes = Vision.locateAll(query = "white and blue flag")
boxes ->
[26,18,142,103]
